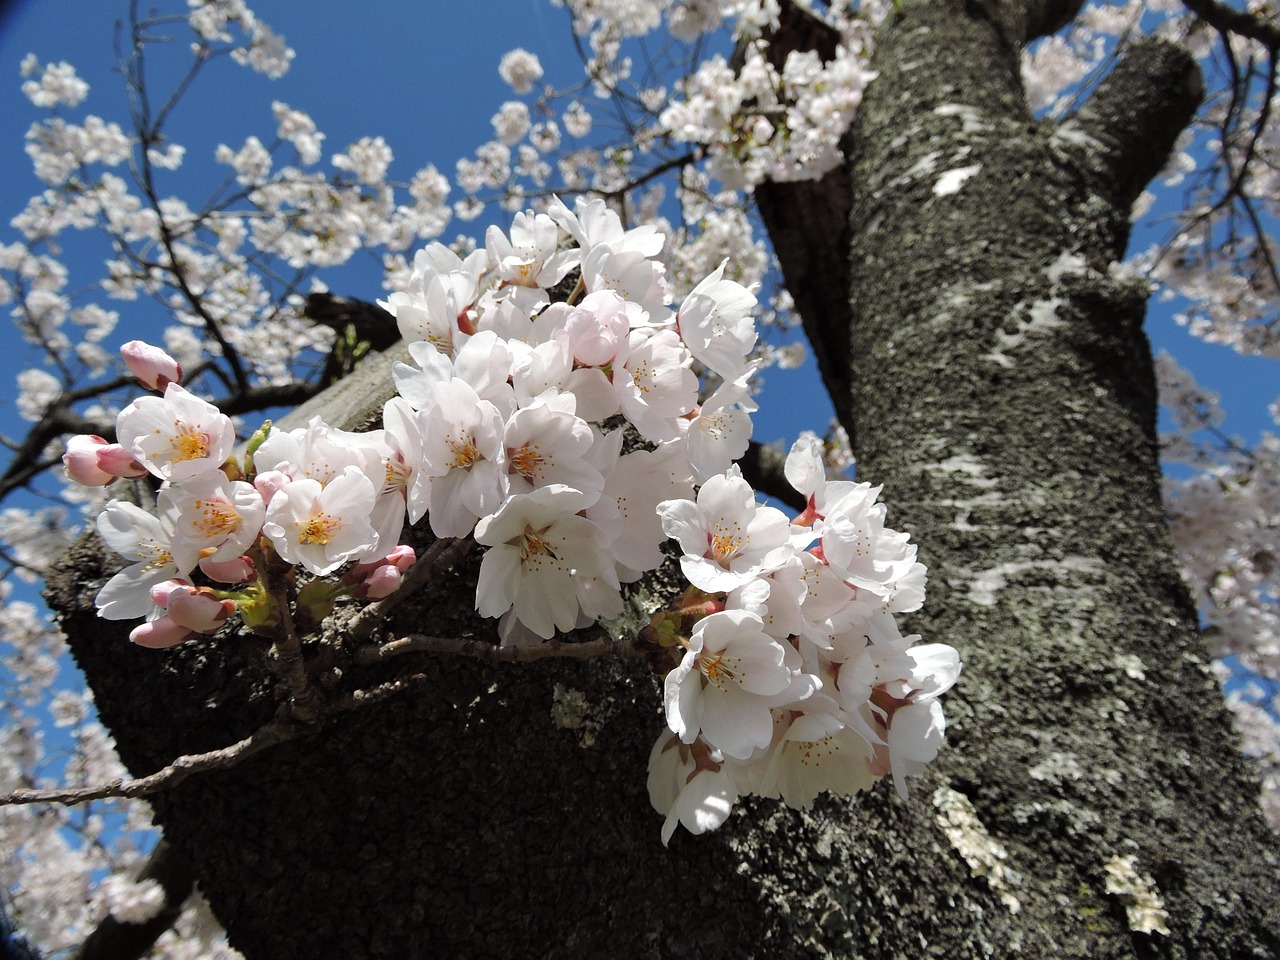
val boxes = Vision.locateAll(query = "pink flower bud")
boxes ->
[147,579,191,609]
[385,544,416,572]
[130,616,194,649]
[254,470,291,505]
[121,340,182,391]
[167,586,235,634]
[63,435,113,486]
[360,564,403,599]
[199,555,255,583]
[95,443,148,479]
[348,545,416,598]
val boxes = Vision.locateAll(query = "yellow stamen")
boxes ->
[298,511,341,546]
[167,424,210,463]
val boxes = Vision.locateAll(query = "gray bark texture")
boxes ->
[45,0,1280,957]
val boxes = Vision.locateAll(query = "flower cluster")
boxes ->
[68,200,959,840]
[659,39,877,187]
[68,197,764,648]
[647,436,959,843]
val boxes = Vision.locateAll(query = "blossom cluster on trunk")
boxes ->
[66,198,960,840]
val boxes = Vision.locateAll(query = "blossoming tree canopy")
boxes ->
[61,197,960,843]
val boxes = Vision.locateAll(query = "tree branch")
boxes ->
[70,840,195,960]
[0,719,301,808]
[1061,37,1204,205]
[1181,0,1280,50]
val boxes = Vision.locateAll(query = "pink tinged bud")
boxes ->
[121,340,182,391]
[254,470,290,505]
[148,579,192,609]
[359,564,403,600]
[348,546,415,599]
[63,435,114,486]
[385,544,416,572]
[199,555,255,583]
[130,616,195,649]
[167,586,235,634]
[96,442,149,479]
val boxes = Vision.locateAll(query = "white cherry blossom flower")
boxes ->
[647,731,740,846]
[757,709,876,809]
[94,500,188,621]
[261,467,380,576]
[676,259,757,379]
[115,383,235,483]
[658,467,792,592]
[664,609,800,759]
[502,398,603,503]
[420,379,507,538]
[165,475,265,571]
[474,485,620,640]
[498,48,544,94]
[614,328,698,442]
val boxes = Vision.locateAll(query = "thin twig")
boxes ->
[267,577,322,724]
[355,632,645,666]
[0,719,300,808]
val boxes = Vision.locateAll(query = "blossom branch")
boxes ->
[266,576,323,724]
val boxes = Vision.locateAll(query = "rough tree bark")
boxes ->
[46,0,1280,957]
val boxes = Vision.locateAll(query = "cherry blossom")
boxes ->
[115,384,236,483]
[261,467,381,576]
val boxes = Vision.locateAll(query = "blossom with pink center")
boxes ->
[657,467,792,592]
[165,475,265,572]
[502,397,603,503]
[420,378,508,538]
[647,731,740,846]
[115,383,235,483]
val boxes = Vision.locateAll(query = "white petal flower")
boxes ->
[262,467,380,576]
[166,475,266,571]
[94,501,187,620]
[647,731,740,846]
[757,710,876,809]
[676,259,758,380]
[664,609,797,759]
[474,485,620,640]
[116,383,235,483]
[658,467,792,592]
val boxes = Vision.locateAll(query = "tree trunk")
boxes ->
[46,1,1280,957]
